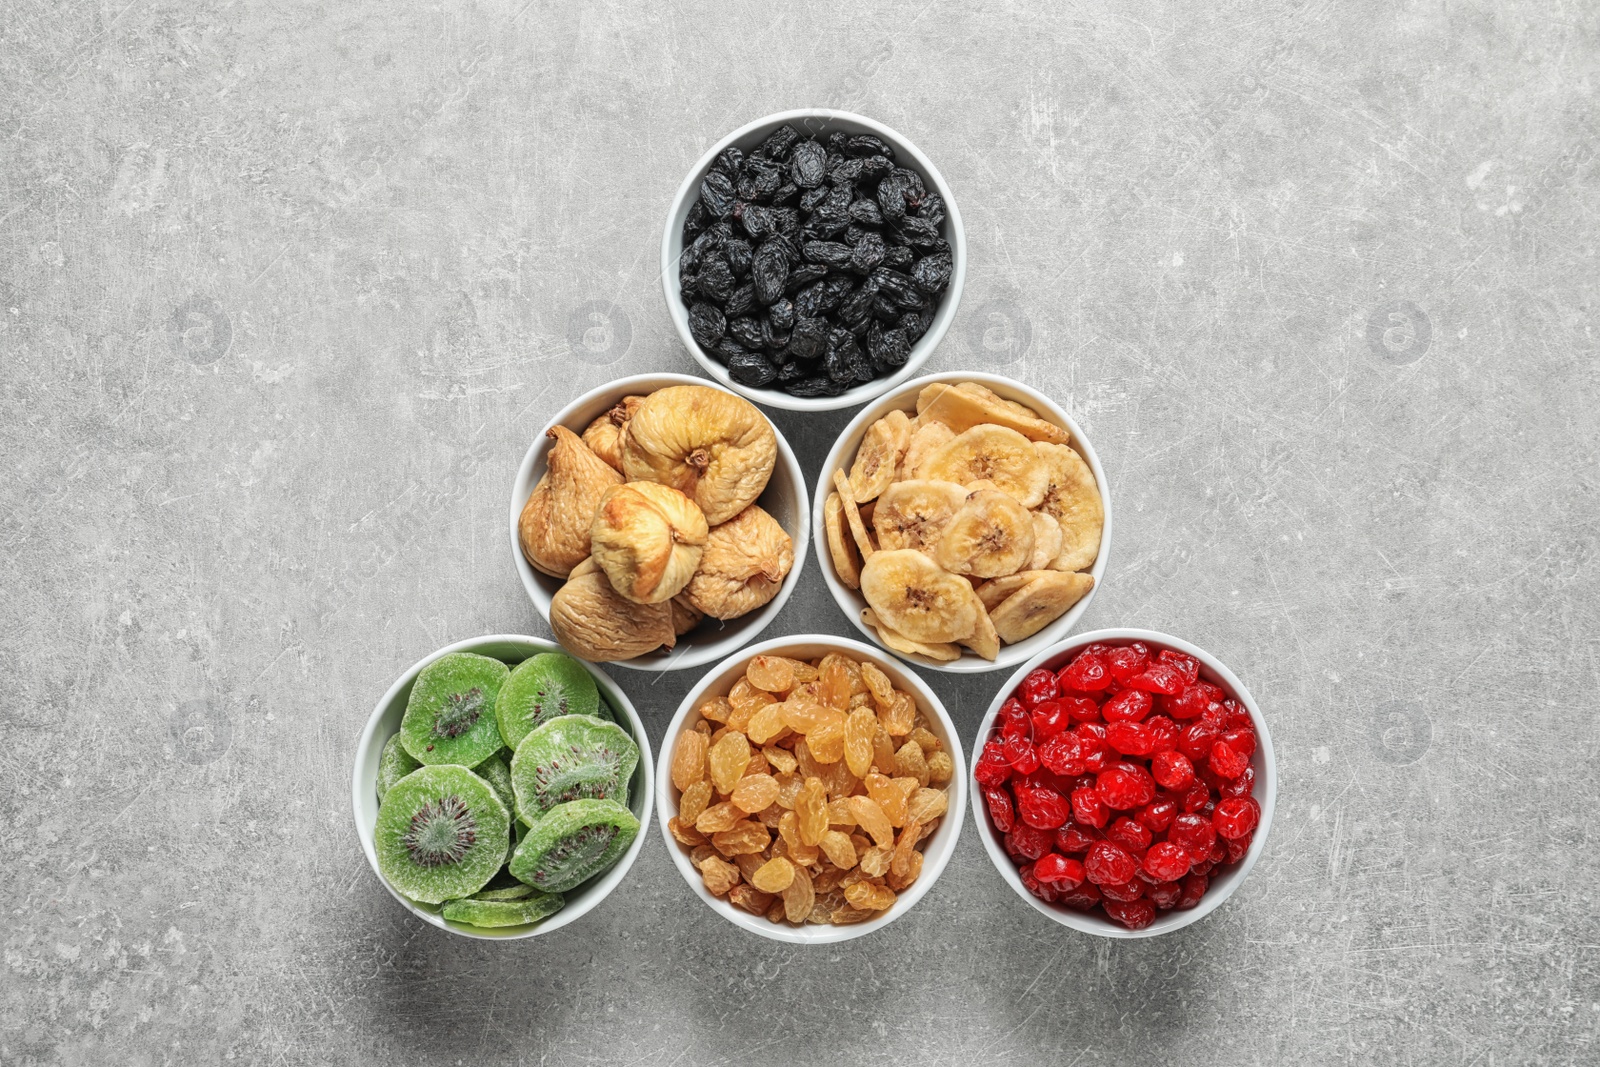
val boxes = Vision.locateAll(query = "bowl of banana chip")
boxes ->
[813,372,1110,673]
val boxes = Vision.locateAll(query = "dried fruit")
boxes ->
[915,381,1070,445]
[864,609,961,662]
[549,560,676,662]
[750,856,796,893]
[919,425,1049,508]
[731,773,780,813]
[933,486,1036,578]
[621,385,776,525]
[849,410,912,501]
[708,731,752,794]
[683,505,793,619]
[375,765,509,904]
[899,419,955,480]
[520,426,624,578]
[582,395,646,473]
[1034,443,1103,572]
[824,492,864,590]
[872,479,968,554]
[588,482,709,605]
[844,880,897,911]
[711,820,771,856]
[988,571,1095,644]
[860,549,980,643]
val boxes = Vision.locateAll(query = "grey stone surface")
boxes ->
[2,1,1597,1063]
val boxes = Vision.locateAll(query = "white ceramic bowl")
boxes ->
[814,371,1112,673]
[656,634,968,943]
[661,109,966,413]
[351,634,655,939]
[508,373,810,672]
[970,629,1277,938]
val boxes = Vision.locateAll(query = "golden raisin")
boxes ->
[860,660,895,709]
[848,795,895,848]
[844,880,897,911]
[755,803,784,829]
[746,703,785,745]
[731,773,780,813]
[927,749,954,785]
[865,772,909,828]
[886,848,923,891]
[728,884,774,915]
[826,798,857,828]
[794,738,824,779]
[796,777,829,846]
[678,779,712,825]
[708,731,752,794]
[762,744,798,775]
[909,726,942,754]
[712,821,771,856]
[859,845,892,878]
[745,655,795,693]
[807,720,846,764]
[819,657,852,710]
[872,725,897,776]
[694,801,742,834]
[882,691,916,737]
[908,786,949,825]
[819,830,858,869]
[820,758,859,801]
[781,862,814,923]
[844,706,877,779]
[699,697,731,725]
[749,856,796,894]
[780,697,841,735]
[734,852,766,880]
[689,843,717,868]
[700,856,741,896]
[774,772,802,809]
[668,816,705,847]
[765,899,787,924]
[891,819,922,881]
[831,905,874,924]
[894,740,930,787]
[672,729,709,791]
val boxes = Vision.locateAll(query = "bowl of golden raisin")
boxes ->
[655,636,967,942]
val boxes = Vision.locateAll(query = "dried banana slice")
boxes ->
[1035,442,1103,572]
[824,492,863,590]
[589,482,709,604]
[989,571,1095,644]
[1029,511,1064,571]
[915,382,1071,445]
[899,419,955,481]
[621,385,777,525]
[549,562,676,661]
[919,425,1049,509]
[859,549,979,644]
[520,426,624,578]
[871,479,968,555]
[862,610,961,663]
[831,469,876,559]
[973,570,1049,611]
[582,395,646,473]
[684,504,794,619]
[848,410,912,502]
[932,487,1036,578]
[958,604,1001,661]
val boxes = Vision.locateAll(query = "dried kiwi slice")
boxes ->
[509,715,639,823]
[474,752,515,815]
[509,797,639,894]
[495,652,600,750]
[376,733,420,802]
[473,882,536,902]
[400,652,508,767]
[374,765,509,904]
[442,893,564,928]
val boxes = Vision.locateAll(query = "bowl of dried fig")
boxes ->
[656,635,967,943]
[813,372,1111,674]
[510,373,810,671]
[662,109,965,412]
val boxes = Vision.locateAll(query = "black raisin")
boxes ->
[683,199,710,242]
[873,295,901,321]
[700,170,737,219]
[876,171,909,220]
[698,256,736,302]
[790,140,827,188]
[870,267,921,308]
[737,202,776,240]
[715,337,750,363]
[725,282,756,317]
[688,302,726,350]
[912,250,953,294]
[849,232,886,274]
[893,216,941,248]
[890,167,926,209]
[714,145,744,177]
[799,186,831,214]
[820,272,856,311]
[825,329,872,383]
[751,239,790,306]
[784,375,849,398]
[828,158,865,187]
[758,124,800,160]
[844,134,894,160]
[858,156,893,181]
[788,317,829,360]
[803,241,853,269]
[868,325,911,368]
[767,297,796,332]
[728,315,765,349]
[725,238,753,277]
[848,197,884,227]
[770,182,799,206]
[728,351,778,387]
[917,193,946,227]
[784,263,829,295]
[900,307,932,343]
[776,359,808,383]
[837,277,879,326]
[761,316,790,351]
[794,280,827,319]
[883,244,914,269]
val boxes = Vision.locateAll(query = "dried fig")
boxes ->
[589,482,709,604]
[621,385,777,525]
[549,560,675,662]
[582,395,646,473]
[519,426,623,578]
[670,593,704,636]
[684,505,794,620]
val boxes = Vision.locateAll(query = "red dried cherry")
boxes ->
[1103,898,1157,930]
[1143,840,1192,882]
[1151,750,1195,790]
[1102,689,1152,723]
[1058,882,1102,911]
[1176,872,1208,909]
[1104,644,1148,684]
[1062,696,1102,724]
[1169,812,1217,856]
[1058,650,1110,692]
[1095,767,1144,810]
[1161,685,1211,720]
[1178,721,1221,762]
[983,786,1015,833]
[1085,840,1138,885]
[1146,879,1182,909]
[1213,796,1260,839]
[1222,726,1256,757]
[1209,740,1248,779]
[1006,823,1050,861]
[1179,783,1211,813]
[1220,765,1255,798]
[1054,823,1099,853]
[1039,732,1085,776]
[1099,877,1146,902]
[1157,649,1199,686]
[1105,721,1153,757]
[1033,853,1085,888]
[1128,662,1186,695]
[1019,668,1059,708]
[1016,786,1070,830]
[1107,816,1152,853]
[1018,863,1059,903]
[1002,732,1039,774]
[999,697,1029,729]
[1144,715,1179,753]
[1222,699,1253,730]
[974,742,1013,786]
[1136,797,1177,834]
[1070,786,1109,829]
[1225,833,1252,864]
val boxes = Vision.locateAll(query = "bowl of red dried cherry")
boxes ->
[970,629,1275,936]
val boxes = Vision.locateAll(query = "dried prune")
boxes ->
[700,170,737,219]
[911,250,952,294]
[728,352,778,387]
[790,140,828,188]
[688,302,726,350]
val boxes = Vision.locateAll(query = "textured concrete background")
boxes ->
[3,0,1597,1063]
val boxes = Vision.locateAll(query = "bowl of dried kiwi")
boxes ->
[663,109,965,412]
[352,635,653,939]
[656,635,967,943]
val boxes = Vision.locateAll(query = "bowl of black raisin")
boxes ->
[662,110,965,412]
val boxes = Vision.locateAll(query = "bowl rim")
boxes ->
[351,633,655,940]
[654,633,969,943]
[507,372,811,672]
[660,108,967,413]
[811,369,1113,673]
[968,627,1277,938]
